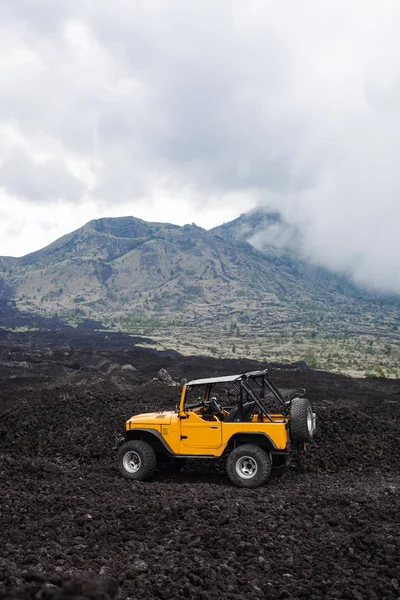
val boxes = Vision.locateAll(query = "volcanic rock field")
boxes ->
[0,326,399,600]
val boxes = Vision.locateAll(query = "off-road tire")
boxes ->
[117,440,157,481]
[226,444,272,488]
[290,397,314,444]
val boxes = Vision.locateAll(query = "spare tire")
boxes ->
[290,397,314,443]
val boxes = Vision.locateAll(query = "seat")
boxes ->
[223,401,256,423]
[224,405,240,422]
[242,401,256,421]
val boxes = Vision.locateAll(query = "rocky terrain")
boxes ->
[0,324,399,599]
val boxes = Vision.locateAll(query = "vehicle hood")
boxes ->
[127,411,175,425]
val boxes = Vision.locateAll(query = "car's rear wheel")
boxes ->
[226,444,272,488]
[117,440,157,481]
[290,397,315,443]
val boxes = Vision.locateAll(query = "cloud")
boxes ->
[0,0,399,295]
[0,150,84,203]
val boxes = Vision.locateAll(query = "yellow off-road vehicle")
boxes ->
[116,369,316,488]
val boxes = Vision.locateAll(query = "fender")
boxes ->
[227,431,279,451]
[116,428,175,456]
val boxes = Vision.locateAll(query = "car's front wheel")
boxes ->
[117,440,157,481]
[226,444,272,488]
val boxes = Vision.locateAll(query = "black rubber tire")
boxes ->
[290,397,314,444]
[117,440,157,481]
[226,444,271,488]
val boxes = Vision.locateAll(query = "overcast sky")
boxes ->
[1,0,400,293]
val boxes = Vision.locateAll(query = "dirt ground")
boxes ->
[0,326,399,600]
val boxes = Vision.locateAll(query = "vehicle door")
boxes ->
[180,411,222,451]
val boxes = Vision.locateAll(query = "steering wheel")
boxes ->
[208,396,224,416]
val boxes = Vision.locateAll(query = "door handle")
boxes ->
[180,435,188,440]
[210,426,218,429]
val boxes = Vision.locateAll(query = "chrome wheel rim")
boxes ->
[123,451,141,473]
[236,456,258,479]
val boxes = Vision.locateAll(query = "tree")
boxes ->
[305,348,318,369]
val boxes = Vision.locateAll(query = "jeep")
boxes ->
[116,369,316,488]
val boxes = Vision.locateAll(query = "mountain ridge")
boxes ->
[0,212,398,342]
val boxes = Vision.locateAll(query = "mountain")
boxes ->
[0,213,398,340]
[211,209,283,245]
